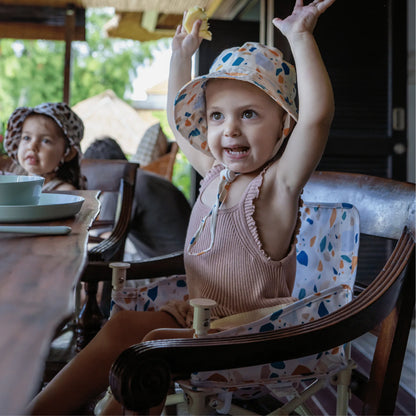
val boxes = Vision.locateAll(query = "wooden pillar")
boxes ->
[64,4,75,104]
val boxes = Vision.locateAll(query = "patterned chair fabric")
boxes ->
[110,202,360,402]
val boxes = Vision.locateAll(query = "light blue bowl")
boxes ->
[0,175,44,206]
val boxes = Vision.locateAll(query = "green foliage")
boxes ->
[0,8,163,127]
[151,110,191,200]
[172,150,192,201]
[0,39,66,127]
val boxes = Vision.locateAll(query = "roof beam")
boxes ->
[0,5,85,40]
[141,10,158,32]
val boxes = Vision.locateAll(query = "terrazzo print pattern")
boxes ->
[111,202,360,399]
[188,202,359,394]
[110,274,188,315]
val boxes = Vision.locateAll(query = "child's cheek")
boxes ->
[17,142,25,163]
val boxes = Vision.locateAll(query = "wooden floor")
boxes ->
[298,334,415,416]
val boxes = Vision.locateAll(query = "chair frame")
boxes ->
[88,171,415,415]
[81,158,140,262]
[76,159,139,348]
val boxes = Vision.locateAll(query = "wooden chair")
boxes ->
[77,159,139,348]
[0,154,14,172]
[92,171,415,415]
[81,158,139,262]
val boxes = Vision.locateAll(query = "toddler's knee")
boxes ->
[143,328,194,342]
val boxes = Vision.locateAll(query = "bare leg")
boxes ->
[28,310,182,415]
[99,327,194,416]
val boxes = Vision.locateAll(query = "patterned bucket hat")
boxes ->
[5,102,84,162]
[174,42,298,156]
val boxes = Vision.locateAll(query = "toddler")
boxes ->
[4,102,85,190]
[28,0,335,414]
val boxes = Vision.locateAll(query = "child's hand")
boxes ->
[172,14,203,58]
[273,0,335,39]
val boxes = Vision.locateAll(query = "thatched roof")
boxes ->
[73,90,158,156]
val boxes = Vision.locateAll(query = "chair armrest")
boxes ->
[109,228,415,412]
[81,251,185,283]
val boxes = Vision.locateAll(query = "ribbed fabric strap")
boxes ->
[188,168,238,256]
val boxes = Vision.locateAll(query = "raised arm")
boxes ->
[168,19,215,176]
[273,0,335,192]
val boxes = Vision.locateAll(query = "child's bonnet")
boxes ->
[4,102,84,166]
[174,41,298,156]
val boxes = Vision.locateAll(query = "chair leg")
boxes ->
[181,386,216,415]
[335,361,355,416]
[163,392,186,408]
[76,281,105,350]
[271,378,327,416]
[333,343,355,416]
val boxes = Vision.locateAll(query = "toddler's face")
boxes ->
[205,79,284,174]
[17,115,68,178]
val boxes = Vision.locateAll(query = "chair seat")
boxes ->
[184,284,352,398]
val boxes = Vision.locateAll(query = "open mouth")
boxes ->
[224,147,249,156]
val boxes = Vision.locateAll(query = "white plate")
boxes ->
[0,193,84,223]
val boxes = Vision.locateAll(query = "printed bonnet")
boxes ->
[174,42,298,157]
[5,102,84,163]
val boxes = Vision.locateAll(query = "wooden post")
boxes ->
[63,5,75,104]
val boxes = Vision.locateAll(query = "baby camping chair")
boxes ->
[99,200,360,416]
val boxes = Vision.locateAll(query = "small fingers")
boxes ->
[272,17,282,29]
[191,18,202,37]
[312,0,336,14]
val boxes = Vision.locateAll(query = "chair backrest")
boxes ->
[303,171,415,239]
[294,202,359,299]
[0,155,14,172]
[81,158,139,262]
[302,171,415,413]
[141,141,178,181]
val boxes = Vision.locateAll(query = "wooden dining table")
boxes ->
[0,190,100,415]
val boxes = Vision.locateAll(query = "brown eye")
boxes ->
[242,110,256,119]
[210,112,223,121]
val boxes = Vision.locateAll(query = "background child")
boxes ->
[28,1,335,414]
[4,102,85,190]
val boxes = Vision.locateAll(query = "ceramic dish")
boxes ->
[0,175,44,205]
[0,193,84,223]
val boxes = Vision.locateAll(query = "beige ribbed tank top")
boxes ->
[161,164,297,327]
